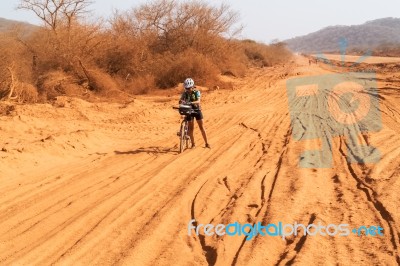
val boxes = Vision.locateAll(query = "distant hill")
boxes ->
[285,17,400,53]
[0,17,37,36]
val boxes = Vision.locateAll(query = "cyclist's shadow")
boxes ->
[114,146,179,156]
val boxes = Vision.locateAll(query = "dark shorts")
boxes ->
[186,110,203,121]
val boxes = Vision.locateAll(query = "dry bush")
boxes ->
[122,74,156,95]
[0,34,38,103]
[17,0,107,89]
[14,82,38,103]
[106,0,243,87]
[239,40,292,67]
[0,68,38,104]
[214,41,247,77]
[25,29,65,72]
[0,33,34,97]
[8,0,294,103]
[241,40,269,67]
[84,68,120,94]
[267,42,293,64]
[36,70,85,100]
[102,1,292,91]
[95,0,291,92]
[95,33,153,77]
[153,49,219,88]
[27,22,104,75]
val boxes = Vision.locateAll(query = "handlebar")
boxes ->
[172,105,199,115]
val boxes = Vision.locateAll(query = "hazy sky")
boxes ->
[1,0,399,43]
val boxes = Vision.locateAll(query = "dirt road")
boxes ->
[314,54,400,64]
[1,56,400,265]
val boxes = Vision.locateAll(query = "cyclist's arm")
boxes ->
[179,93,186,104]
[191,91,201,104]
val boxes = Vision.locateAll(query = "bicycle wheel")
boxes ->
[179,121,187,153]
[184,123,191,149]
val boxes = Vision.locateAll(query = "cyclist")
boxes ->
[179,78,210,149]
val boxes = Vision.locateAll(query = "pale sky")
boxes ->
[1,0,399,43]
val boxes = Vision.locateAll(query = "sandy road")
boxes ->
[1,56,400,265]
[314,54,400,64]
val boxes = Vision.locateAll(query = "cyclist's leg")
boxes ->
[195,111,209,147]
[196,119,209,146]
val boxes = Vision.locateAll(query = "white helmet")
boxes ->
[184,78,195,89]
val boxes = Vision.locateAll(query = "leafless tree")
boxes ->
[18,0,93,31]
[114,0,241,53]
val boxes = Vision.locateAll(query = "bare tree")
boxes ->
[17,0,93,31]
[127,0,240,53]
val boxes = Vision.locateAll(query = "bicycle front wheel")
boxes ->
[179,121,187,153]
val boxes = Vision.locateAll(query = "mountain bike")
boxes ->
[173,104,198,153]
